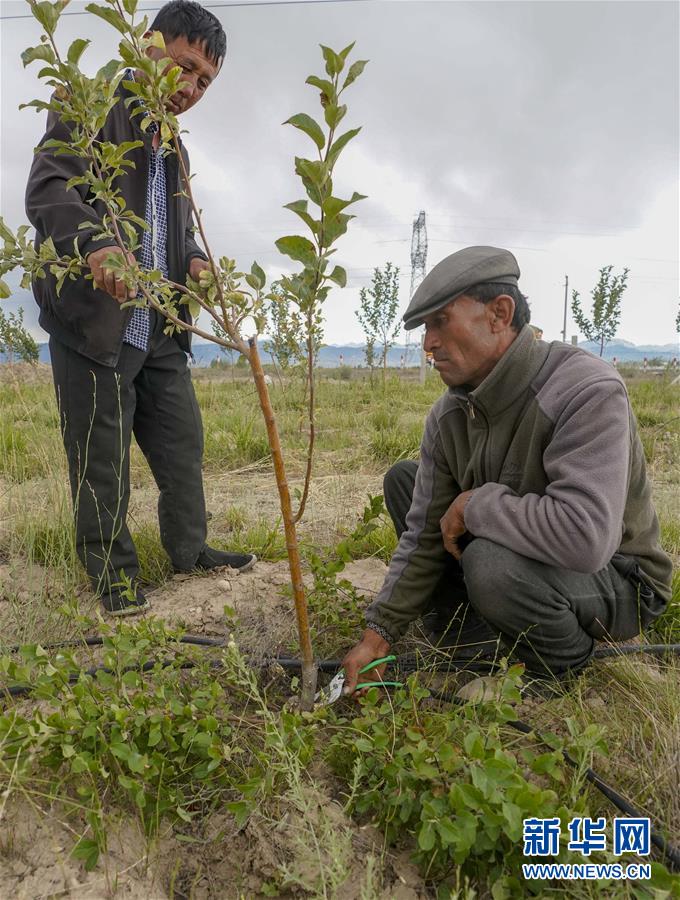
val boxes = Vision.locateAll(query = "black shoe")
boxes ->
[174,546,257,574]
[101,586,149,617]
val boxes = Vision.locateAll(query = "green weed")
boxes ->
[130,523,173,584]
[660,517,680,557]
[306,495,386,653]
[20,519,78,570]
[203,416,271,470]
[220,505,249,532]
[327,669,678,896]
[369,422,422,465]
[0,624,352,891]
[327,670,565,888]
[213,518,287,561]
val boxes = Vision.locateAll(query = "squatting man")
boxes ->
[342,245,672,693]
[26,1,256,617]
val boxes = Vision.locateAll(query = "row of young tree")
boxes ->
[356,263,679,363]
[263,260,402,385]
[268,260,674,377]
[2,259,674,373]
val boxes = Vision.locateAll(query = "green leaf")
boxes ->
[418,820,436,852]
[72,837,100,871]
[251,261,266,287]
[227,800,251,829]
[324,103,347,129]
[294,157,331,206]
[123,0,138,14]
[284,113,325,151]
[320,45,343,76]
[37,66,62,80]
[328,265,346,288]
[338,41,356,62]
[67,38,90,66]
[327,127,360,165]
[323,212,352,245]
[0,279,11,300]
[322,192,365,218]
[305,75,335,102]
[275,235,317,266]
[294,157,329,187]
[110,742,130,761]
[186,297,201,318]
[283,200,319,234]
[97,58,122,82]
[436,817,459,846]
[126,751,147,774]
[85,3,128,34]
[342,59,368,90]
[148,30,166,50]
[0,218,15,242]
[21,44,57,67]
[30,1,61,36]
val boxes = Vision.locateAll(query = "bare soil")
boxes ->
[143,557,385,655]
[0,558,396,900]
[0,794,426,900]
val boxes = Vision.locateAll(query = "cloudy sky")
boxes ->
[1,0,678,348]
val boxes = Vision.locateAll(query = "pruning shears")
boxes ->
[315,655,402,706]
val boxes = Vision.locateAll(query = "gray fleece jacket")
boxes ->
[366,325,672,643]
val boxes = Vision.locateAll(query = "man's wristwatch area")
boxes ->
[366,621,394,645]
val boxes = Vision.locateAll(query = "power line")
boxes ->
[0,0,364,20]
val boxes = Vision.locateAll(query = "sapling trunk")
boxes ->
[247,336,317,709]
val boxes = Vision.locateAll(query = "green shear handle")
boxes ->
[356,654,402,691]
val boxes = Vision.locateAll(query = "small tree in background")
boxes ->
[571,265,629,357]
[0,306,40,364]
[362,330,376,378]
[263,283,307,375]
[355,262,401,386]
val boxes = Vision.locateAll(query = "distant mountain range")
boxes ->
[6,338,679,367]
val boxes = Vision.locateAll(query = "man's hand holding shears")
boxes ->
[339,628,400,698]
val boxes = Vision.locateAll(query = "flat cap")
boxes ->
[403,245,520,330]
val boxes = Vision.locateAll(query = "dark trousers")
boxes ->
[50,318,207,596]
[383,460,663,675]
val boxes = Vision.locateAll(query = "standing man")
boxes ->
[343,246,672,691]
[26,1,255,616]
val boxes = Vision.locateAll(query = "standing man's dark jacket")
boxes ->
[26,83,207,366]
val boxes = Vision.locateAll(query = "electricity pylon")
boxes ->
[406,210,428,383]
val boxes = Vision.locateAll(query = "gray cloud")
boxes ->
[1,0,678,345]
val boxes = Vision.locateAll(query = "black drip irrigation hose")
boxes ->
[593,643,680,659]
[2,637,679,871]
[4,635,680,660]
[3,634,231,654]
